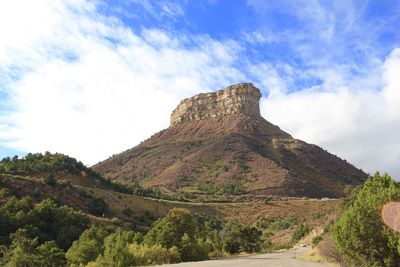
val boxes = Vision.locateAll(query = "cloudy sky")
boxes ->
[0,0,399,178]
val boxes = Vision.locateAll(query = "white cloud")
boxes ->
[261,48,400,178]
[0,0,244,165]
[1,0,399,181]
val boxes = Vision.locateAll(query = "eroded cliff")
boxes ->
[170,83,261,126]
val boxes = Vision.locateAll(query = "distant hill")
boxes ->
[0,152,129,192]
[93,83,367,198]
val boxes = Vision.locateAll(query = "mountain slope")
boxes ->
[93,83,367,198]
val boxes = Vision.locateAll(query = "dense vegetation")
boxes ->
[330,173,400,267]
[0,185,309,266]
[0,194,90,249]
[0,153,87,174]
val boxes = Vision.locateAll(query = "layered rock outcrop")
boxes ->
[171,83,261,126]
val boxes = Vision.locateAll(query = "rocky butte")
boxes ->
[170,83,261,126]
[93,83,367,198]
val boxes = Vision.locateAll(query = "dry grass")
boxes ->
[87,186,339,225]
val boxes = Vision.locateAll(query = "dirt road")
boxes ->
[158,247,336,267]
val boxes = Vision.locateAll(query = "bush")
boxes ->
[180,234,208,261]
[130,243,181,265]
[122,207,132,217]
[312,235,323,247]
[66,226,109,266]
[88,197,108,216]
[144,208,211,261]
[0,229,66,267]
[94,229,136,267]
[291,223,309,243]
[144,208,198,249]
[331,173,400,267]
[222,223,262,254]
[317,235,345,265]
[0,197,90,250]
[44,174,57,186]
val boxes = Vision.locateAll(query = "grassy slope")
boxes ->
[1,173,338,224]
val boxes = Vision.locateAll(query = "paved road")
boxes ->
[158,248,336,267]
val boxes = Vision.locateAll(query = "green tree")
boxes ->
[222,223,241,254]
[239,226,262,253]
[35,241,66,267]
[34,199,90,250]
[0,197,89,250]
[144,208,209,261]
[66,226,109,266]
[95,229,136,267]
[0,229,39,266]
[129,243,181,265]
[331,173,400,267]
[88,197,108,216]
[0,229,66,267]
[180,234,208,261]
[144,208,198,249]
[222,223,261,254]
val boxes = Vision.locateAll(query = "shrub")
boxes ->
[144,208,198,249]
[44,174,57,186]
[0,197,89,250]
[88,197,108,216]
[94,229,136,267]
[222,223,262,254]
[317,235,345,265]
[130,243,181,265]
[291,223,309,243]
[331,173,400,267]
[312,235,323,247]
[0,229,66,267]
[144,208,211,261]
[66,226,109,266]
[180,234,208,261]
[122,207,132,217]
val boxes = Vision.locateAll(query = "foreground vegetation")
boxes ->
[330,173,400,267]
[0,191,274,266]
[304,173,400,267]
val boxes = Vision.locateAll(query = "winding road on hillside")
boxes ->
[158,247,336,267]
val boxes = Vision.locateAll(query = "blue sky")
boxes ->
[0,0,399,177]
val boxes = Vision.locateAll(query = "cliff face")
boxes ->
[171,83,261,126]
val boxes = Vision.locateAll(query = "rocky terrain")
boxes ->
[93,83,367,198]
[171,83,261,126]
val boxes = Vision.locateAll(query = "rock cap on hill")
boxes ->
[171,83,261,126]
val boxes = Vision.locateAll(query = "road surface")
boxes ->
[158,247,336,267]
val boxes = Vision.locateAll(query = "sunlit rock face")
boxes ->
[170,83,261,126]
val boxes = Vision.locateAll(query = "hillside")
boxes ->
[0,151,346,267]
[0,152,338,224]
[0,152,131,193]
[93,83,367,198]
